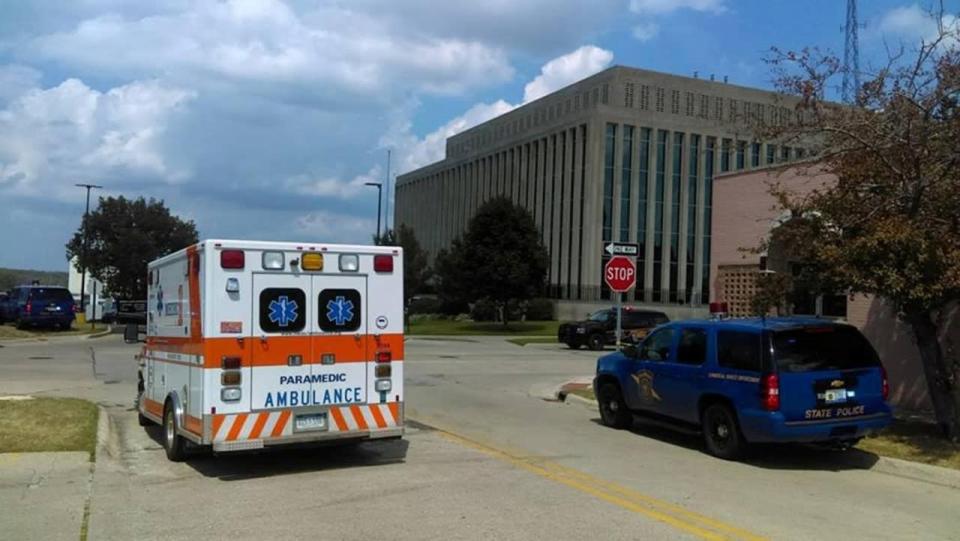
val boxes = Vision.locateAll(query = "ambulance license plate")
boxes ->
[824,389,848,404]
[294,413,327,432]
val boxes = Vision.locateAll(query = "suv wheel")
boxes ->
[701,403,745,460]
[597,383,632,429]
[587,333,604,351]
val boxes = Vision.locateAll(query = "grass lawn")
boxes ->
[0,398,98,456]
[860,418,960,471]
[0,322,106,341]
[507,337,560,346]
[408,319,560,336]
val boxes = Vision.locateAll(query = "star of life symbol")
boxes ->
[326,296,354,326]
[268,296,299,327]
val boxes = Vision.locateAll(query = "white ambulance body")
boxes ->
[136,239,404,461]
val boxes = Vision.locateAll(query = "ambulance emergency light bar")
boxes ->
[218,247,394,273]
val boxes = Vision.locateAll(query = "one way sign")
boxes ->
[604,242,639,257]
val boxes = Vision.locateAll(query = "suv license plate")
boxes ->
[294,413,328,432]
[824,389,848,404]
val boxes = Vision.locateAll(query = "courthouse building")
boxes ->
[395,66,807,317]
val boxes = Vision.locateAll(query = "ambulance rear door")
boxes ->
[251,272,313,412]
[311,274,368,408]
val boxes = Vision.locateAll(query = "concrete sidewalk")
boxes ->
[0,451,91,541]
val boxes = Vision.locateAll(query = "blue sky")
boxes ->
[0,0,956,271]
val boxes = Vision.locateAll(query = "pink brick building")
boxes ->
[711,164,958,412]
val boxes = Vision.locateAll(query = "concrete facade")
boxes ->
[396,66,806,312]
[710,164,959,412]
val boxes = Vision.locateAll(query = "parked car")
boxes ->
[558,307,669,350]
[6,285,76,330]
[0,292,10,323]
[593,317,892,459]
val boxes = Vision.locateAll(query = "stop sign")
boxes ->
[604,256,636,292]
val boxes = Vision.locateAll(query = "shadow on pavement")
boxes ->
[589,416,881,472]
[144,426,409,481]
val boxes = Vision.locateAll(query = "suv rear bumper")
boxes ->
[739,407,893,443]
[19,314,74,326]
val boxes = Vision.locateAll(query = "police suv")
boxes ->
[593,317,892,459]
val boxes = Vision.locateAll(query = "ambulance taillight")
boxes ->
[221,250,245,269]
[373,254,393,273]
[221,356,242,401]
[375,349,392,391]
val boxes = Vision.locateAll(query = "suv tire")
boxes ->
[598,383,632,429]
[701,403,745,460]
[587,333,604,351]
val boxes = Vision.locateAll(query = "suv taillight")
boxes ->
[24,296,32,315]
[762,373,780,411]
[881,365,889,401]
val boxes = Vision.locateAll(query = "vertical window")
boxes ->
[751,142,761,168]
[671,89,680,114]
[677,328,708,365]
[640,85,650,110]
[602,124,616,243]
[620,125,634,242]
[567,128,577,299]
[636,127,650,300]
[781,146,791,162]
[685,92,694,116]
[721,138,731,173]
[653,130,667,302]
[686,134,699,303]
[736,140,746,170]
[766,144,776,165]
[717,331,763,372]
[670,132,683,303]
[796,147,806,160]
[555,131,565,299]
[702,137,715,304]
[655,88,665,112]
[578,124,587,300]
[601,124,616,300]
[699,94,709,118]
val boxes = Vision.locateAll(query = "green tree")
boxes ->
[435,197,548,325]
[65,196,198,300]
[763,12,960,438]
[374,224,431,302]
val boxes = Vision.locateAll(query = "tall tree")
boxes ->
[435,197,548,325]
[374,224,431,301]
[65,196,198,300]
[763,6,960,439]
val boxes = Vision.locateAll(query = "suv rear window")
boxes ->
[31,288,73,302]
[717,331,763,372]
[772,326,880,373]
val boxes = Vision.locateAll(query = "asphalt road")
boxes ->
[0,334,957,540]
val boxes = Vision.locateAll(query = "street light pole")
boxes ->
[75,183,102,315]
[365,182,382,242]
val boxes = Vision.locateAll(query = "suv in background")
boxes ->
[558,307,669,350]
[0,292,10,323]
[593,317,892,459]
[6,285,76,330]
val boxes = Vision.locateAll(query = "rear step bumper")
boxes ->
[212,426,404,453]
[739,410,892,443]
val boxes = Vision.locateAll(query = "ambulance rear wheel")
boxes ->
[163,404,186,462]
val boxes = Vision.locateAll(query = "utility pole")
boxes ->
[385,149,392,233]
[365,182,383,241]
[75,183,103,316]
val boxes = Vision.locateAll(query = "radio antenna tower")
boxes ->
[842,0,861,103]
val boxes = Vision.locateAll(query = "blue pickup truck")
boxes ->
[594,317,892,459]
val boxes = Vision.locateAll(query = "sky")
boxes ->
[0,0,957,271]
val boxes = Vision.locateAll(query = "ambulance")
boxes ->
[136,240,404,461]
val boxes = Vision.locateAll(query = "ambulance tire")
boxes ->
[138,411,153,427]
[163,403,187,462]
[701,403,745,460]
[597,383,632,429]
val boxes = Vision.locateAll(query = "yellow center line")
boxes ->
[420,419,766,541]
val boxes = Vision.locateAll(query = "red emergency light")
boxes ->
[373,254,393,273]
[220,250,245,269]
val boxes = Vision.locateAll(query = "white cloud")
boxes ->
[629,0,726,15]
[388,45,614,175]
[30,1,514,102]
[874,4,959,46]
[632,22,660,42]
[522,45,614,103]
[296,210,376,242]
[0,77,194,196]
[284,166,384,200]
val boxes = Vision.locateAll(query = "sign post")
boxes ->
[603,255,637,350]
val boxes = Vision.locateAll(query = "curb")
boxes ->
[856,454,960,490]
[85,328,115,340]
[562,393,598,409]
